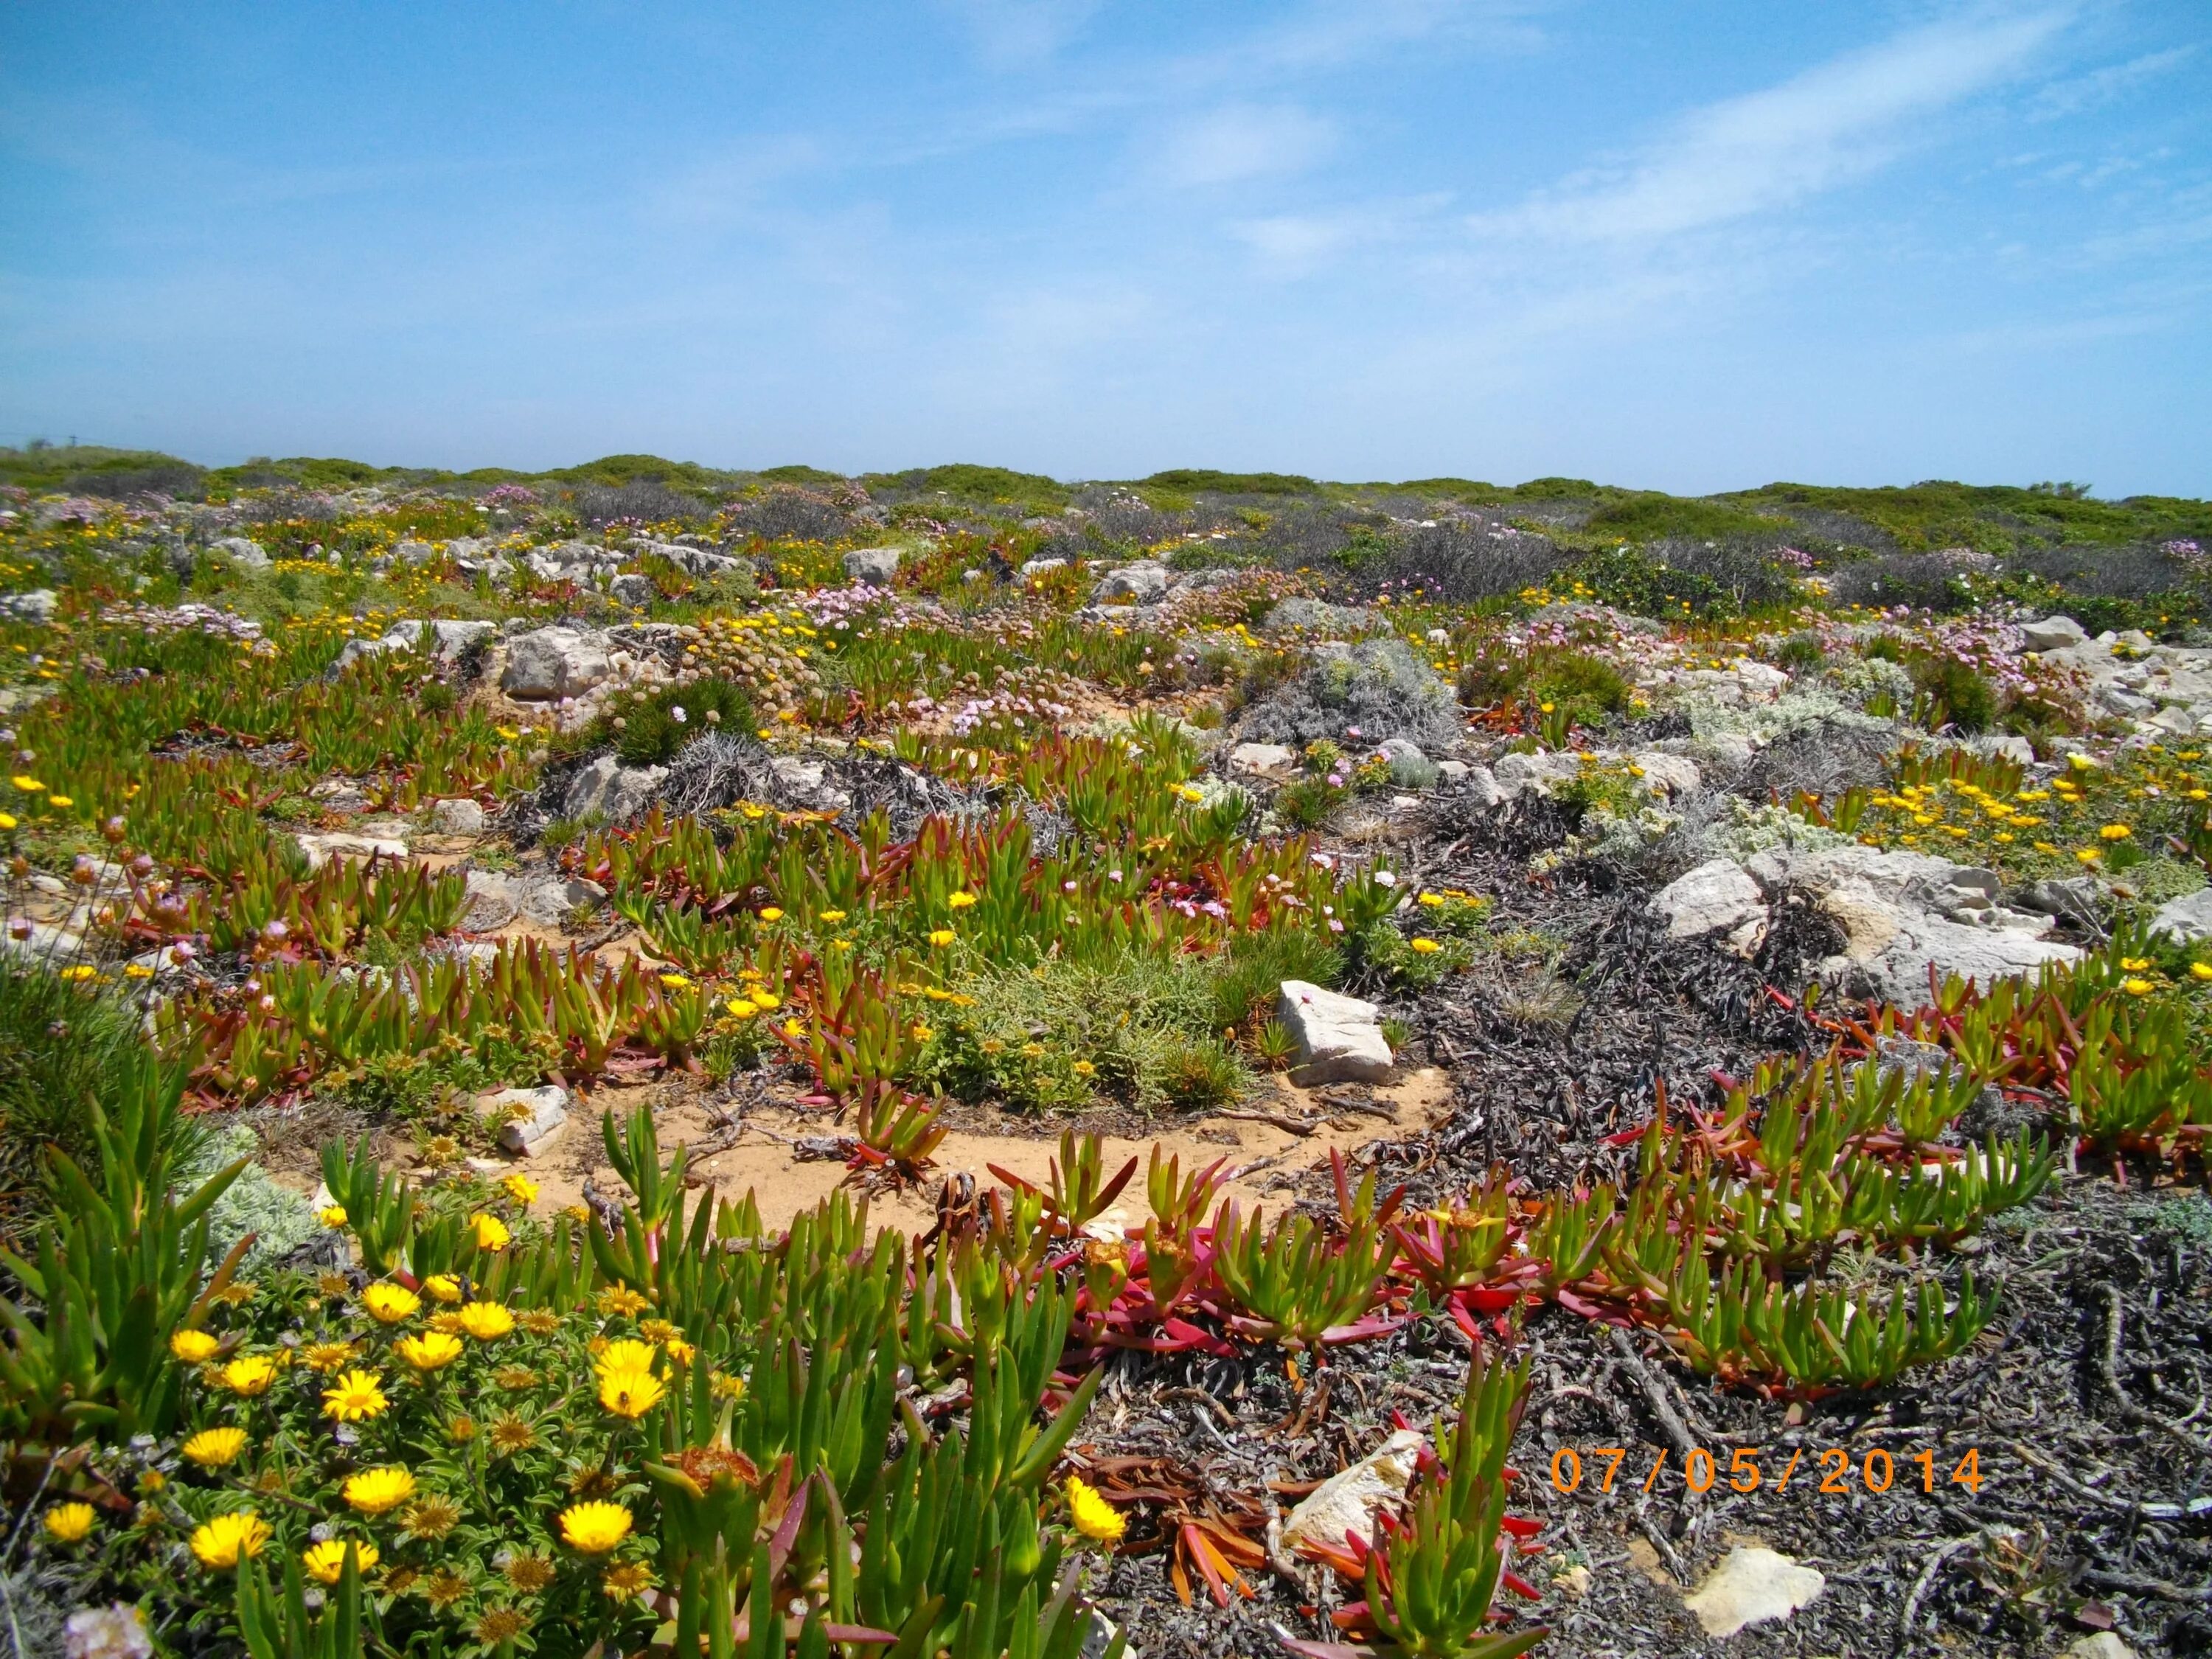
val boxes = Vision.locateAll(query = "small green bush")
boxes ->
[605,678,755,767]
[1909,654,1997,734]
[1773,633,1826,674]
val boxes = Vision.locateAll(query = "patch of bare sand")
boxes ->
[514,1067,1454,1236]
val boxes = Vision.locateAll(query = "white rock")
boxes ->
[768,754,852,810]
[2149,704,2199,737]
[561,754,667,823]
[610,573,658,608]
[501,627,612,700]
[2064,1635,2137,1659]
[1653,859,1770,957]
[429,797,487,835]
[1747,844,2079,1004]
[484,1085,571,1155]
[2020,614,2088,652]
[1278,981,1394,1085]
[1093,562,1169,604]
[462,870,521,930]
[0,589,57,623]
[207,535,270,570]
[1492,751,1586,800]
[1229,742,1296,774]
[1018,557,1067,576]
[1630,751,1701,798]
[843,546,903,584]
[1434,759,1470,782]
[296,832,408,872]
[1969,733,2036,764]
[2,920,89,964]
[392,539,435,566]
[1681,1546,1825,1639]
[1281,1430,1425,1555]
[2149,887,2212,946]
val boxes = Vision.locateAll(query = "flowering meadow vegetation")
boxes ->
[1,451,2211,1658]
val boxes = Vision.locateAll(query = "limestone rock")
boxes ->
[1630,751,1701,798]
[843,546,903,585]
[1093,562,1169,605]
[207,536,270,570]
[2149,886,2212,946]
[1018,557,1066,576]
[462,870,521,930]
[1652,859,1768,957]
[0,589,56,623]
[484,1085,571,1155]
[2018,875,2103,927]
[610,573,658,608]
[1492,750,1586,800]
[2064,1635,2138,1659]
[1228,742,1296,774]
[296,832,408,872]
[1278,981,1394,1085]
[338,619,498,669]
[1745,844,2078,1004]
[561,754,667,823]
[1681,1545,1825,1639]
[2020,614,2088,652]
[502,627,612,700]
[1281,1430,1425,1555]
[429,797,487,835]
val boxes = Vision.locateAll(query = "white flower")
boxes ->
[670,706,686,723]
[1374,870,1397,887]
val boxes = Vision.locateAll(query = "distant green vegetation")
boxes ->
[1726,480,2212,552]
[6,440,2205,553]
[1135,468,1318,496]
[863,463,1072,511]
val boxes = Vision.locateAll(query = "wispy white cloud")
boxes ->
[1141,103,1338,189]
[2033,44,2198,119]
[1472,8,2074,243]
[640,136,827,229]
[932,0,1105,69]
[1231,194,1451,274]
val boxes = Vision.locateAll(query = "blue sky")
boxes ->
[2,1,2208,494]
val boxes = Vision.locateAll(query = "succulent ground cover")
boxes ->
[1,455,2211,1657]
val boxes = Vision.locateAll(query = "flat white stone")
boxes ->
[1652,859,1768,956]
[484,1085,571,1155]
[1228,742,1296,773]
[1682,1546,1825,1638]
[430,797,487,835]
[2149,886,2212,946]
[1278,980,1394,1085]
[843,546,903,584]
[2020,615,2088,652]
[296,832,408,872]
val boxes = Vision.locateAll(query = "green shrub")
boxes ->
[1909,654,1997,734]
[1211,930,1344,1033]
[1773,633,1826,674]
[0,962,172,1231]
[597,678,755,767]
[1157,1038,1245,1110]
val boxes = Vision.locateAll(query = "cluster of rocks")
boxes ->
[2020,613,2212,739]
[1063,557,1244,622]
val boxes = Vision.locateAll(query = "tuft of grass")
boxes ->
[1211,930,1344,1034]
[0,961,196,1236]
